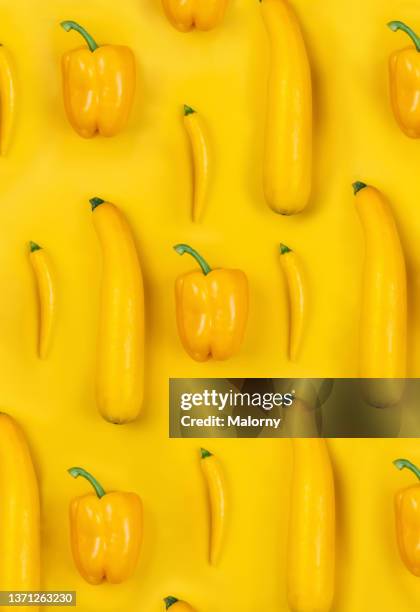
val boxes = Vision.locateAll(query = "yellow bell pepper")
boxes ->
[162,0,229,32]
[29,241,56,360]
[0,414,40,608]
[68,467,143,585]
[60,21,135,138]
[174,243,248,361]
[164,597,196,611]
[394,458,420,577]
[388,21,420,138]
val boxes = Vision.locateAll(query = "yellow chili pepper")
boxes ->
[0,46,16,155]
[29,242,56,360]
[174,244,248,361]
[260,0,312,215]
[388,21,420,138]
[393,458,420,577]
[60,21,135,138]
[279,243,306,361]
[353,182,407,407]
[162,0,228,32]
[287,439,335,612]
[0,414,40,608]
[91,197,145,424]
[164,597,196,611]
[68,467,143,585]
[201,448,226,566]
[183,105,209,223]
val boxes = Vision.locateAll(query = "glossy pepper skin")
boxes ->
[68,467,143,585]
[394,458,420,576]
[174,244,248,362]
[61,21,135,138]
[388,21,420,138]
[162,0,229,32]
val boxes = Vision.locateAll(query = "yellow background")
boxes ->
[0,0,420,610]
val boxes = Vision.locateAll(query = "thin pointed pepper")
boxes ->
[29,241,56,359]
[60,21,136,138]
[174,244,248,361]
[279,243,306,361]
[200,448,227,566]
[388,21,420,137]
[164,596,196,611]
[68,466,143,585]
[162,0,229,32]
[0,45,16,155]
[183,105,210,223]
[393,458,420,576]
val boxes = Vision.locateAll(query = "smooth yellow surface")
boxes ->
[287,439,335,612]
[261,0,312,215]
[29,246,56,359]
[0,45,16,155]
[1,0,420,611]
[162,0,229,32]
[0,414,40,611]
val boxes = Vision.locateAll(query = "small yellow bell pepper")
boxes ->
[162,0,229,32]
[174,244,248,362]
[388,21,420,138]
[164,596,196,611]
[68,467,143,585]
[394,458,420,576]
[60,21,135,138]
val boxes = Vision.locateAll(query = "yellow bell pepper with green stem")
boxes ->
[162,0,229,32]
[174,244,248,361]
[388,21,420,138]
[393,458,420,577]
[61,21,135,138]
[68,467,143,585]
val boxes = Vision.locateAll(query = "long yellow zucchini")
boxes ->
[261,0,312,215]
[91,197,145,424]
[287,439,335,612]
[0,414,40,610]
[353,182,407,407]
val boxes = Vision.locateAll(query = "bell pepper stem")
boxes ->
[68,467,106,498]
[60,21,99,52]
[174,244,212,275]
[388,21,420,52]
[394,458,420,480]
[164,597,179,609]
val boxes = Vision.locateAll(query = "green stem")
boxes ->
[60,21,99,52]
[352,181,367,195]
[29,241,41,253]
[90,197,105,211]
[184,105,196,116]
[68,467,106,498]
[174,244,212,275]
[201,448,212,459]
[280,243,291,255]
[388,21,420,52]
[394,458,420,480]
[164,597,179,609]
